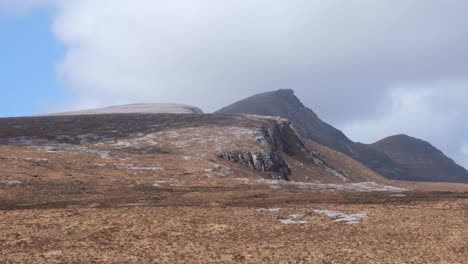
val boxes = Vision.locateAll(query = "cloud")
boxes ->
[6,0,468,166]
[47,1,468,112]
[342,81,468,167]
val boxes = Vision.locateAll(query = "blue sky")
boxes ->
[0,8,64,117]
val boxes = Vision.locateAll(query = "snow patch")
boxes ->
[6,137,33,145]
[77,133,102,144]
[234,178,250,183]
[124,164,163,171]
[24,158,49,162]
[181,156,192,161]
[0,180,22,185]
[313,209,367,224]
[297,182,407,192]
[278,214,307,224]
[257,208,281,213]
[98,151,110,159]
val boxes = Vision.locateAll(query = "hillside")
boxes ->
[0,113,390,204]
[371,134,468,182]
[217,89,468,183]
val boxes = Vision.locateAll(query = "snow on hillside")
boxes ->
[43,103,204,116]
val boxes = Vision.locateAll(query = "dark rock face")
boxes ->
[218,118,297,180]
[219,151,290,180]
[217,89,468,183]
[218,117,349,181]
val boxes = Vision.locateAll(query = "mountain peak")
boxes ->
[375,134,423,144]
[216,89,353,154]
[269,88,296,96]
[373,134,433,150]
[216,89,305,114]
[384,134,416,140]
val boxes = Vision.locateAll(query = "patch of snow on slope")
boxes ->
[24,158,49,162]
[98,151,110,159]
[297,182,407,192]
[44,103,203,116]
[0,180,22,185]
[325,167,348,182]
[310,156,348,182]
[278,214,307,224]
[5,137,34,145]
[313,209,367,224]
[124,164,163,171]
[257,208,281,213]
[77,133,102,144]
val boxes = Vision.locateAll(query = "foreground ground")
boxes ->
[1,182,467,263]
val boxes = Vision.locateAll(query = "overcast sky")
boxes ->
[1,0,467,168]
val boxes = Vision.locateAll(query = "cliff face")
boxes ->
[219,117,354,181]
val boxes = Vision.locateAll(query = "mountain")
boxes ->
[371,134,468,182]
[43,103,204,116]
[216,89,353,154]
[216,89,468,183]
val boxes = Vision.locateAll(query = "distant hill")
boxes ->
[43,103,204,116]
[371,135,468,182]
[216,89,468,183]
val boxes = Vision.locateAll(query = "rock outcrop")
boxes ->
[218,118,296,180]
[218,117,348,181]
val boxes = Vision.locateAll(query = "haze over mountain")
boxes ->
[217,89,468,183]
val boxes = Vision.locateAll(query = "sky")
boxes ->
[0,0,467,168]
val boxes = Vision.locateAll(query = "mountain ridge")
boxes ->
[216,89,468,183]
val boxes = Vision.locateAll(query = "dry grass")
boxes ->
[0,198,466,263]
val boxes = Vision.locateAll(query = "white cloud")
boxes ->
[342,81,468,167]
[45,0,468,114]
